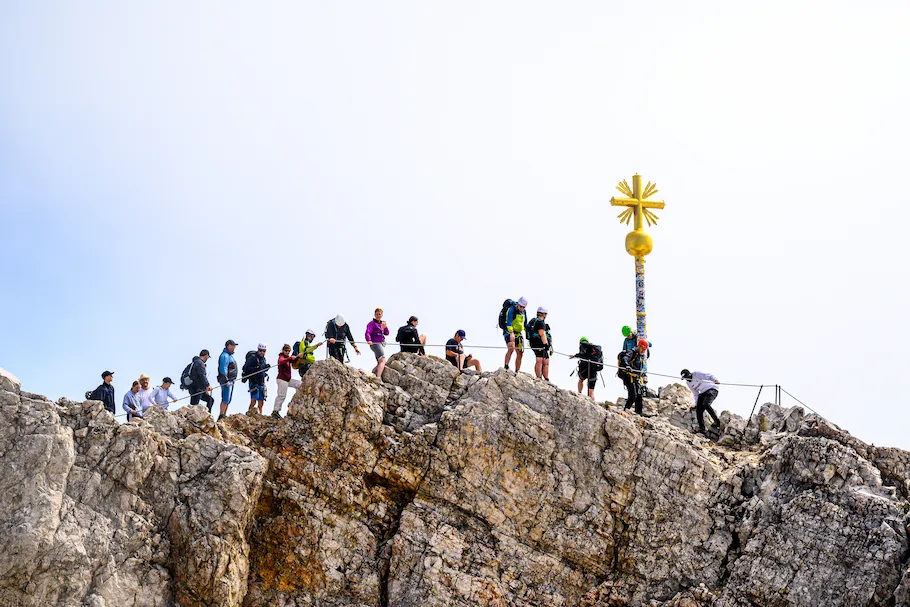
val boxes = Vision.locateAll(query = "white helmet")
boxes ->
[537,306,548,314]
[335,314,346,326]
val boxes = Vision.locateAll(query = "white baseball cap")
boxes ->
[517,296,528,307]
[258,343,267,350]
[537,306,548,314]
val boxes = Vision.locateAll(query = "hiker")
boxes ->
[445,330,482,372]
[681,369,722,434]
[396,316,426,355]
[243,343,271,414]
[146,377,178,412]
[527,306,552,381]
[272,344,300,419]
[137,374,152,412]
[365,308,390,379]
[89,370,116,414]
[570,337,603,399]
[618,339,649,416]
[122,380,143,421]
[294,330,323,377]
[325,314,360,363]
[502,297,528,372]
[622,326,655,396]
[187,350,215,411]
[217,339,239,421]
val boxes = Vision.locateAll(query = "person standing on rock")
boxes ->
[325,314,360,363]
[272,344,301,419]
[188,350,215,412]
[681,369,722,434]
[147,377,178,412]
[503,297,528,372]
[243,343,271,414]
[89,370,116,414]
[619,340,648,416]
[123,380,143,421]
[622,326,655,396]
[217,340,239,421]
[296,329,323,377]
[446,330,483,372]
[365,308,390,379]
[396,316,426,355]
[137,374,153,412]
[570,337,602,399]
[527,307,552,381]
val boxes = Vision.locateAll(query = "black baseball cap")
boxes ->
[225,339,238,347]
[101,370,114,379]
[200,349,210,357]
[162,377,174,384]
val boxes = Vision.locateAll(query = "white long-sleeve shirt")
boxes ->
[145,386,177,412]
[686,371,719,399]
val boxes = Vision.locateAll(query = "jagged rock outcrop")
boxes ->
[0,358,907,607]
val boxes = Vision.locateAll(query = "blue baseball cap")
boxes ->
[455,329,466,339]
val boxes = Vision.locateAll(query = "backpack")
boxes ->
[580,343,604,373]
[617,349,640,380]
[526,317,551,347]
[180,361,194,391]
[497,299,515,331]
[241,350,256,383]
[291,341,303,369]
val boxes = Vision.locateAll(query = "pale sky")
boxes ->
[2,1,908,447]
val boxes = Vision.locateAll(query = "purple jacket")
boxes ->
[365,319,390,344]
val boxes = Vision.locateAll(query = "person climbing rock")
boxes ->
[396,316,426,355]
[187,350,214,412]
[570,337,603,399]
[295,329,323,377]
[446,330,482,372]
[618,340,648,416]
[146,377,178,412]
[243,343,270,415]
[502,297,528,372]
[272,344,300,419]
[622,326,655,396]
[137,374,152,412]
[217,339,239,421]
[681,369,722,434]
[365,308,390,379]
[89,370,116,415]
[122,380,143,422]
[325,314,360,363]
[527,306,552,381]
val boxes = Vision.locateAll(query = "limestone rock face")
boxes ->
[0,360,908,607]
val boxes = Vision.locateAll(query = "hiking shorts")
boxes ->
[531,343,549,359]
[504,333,524,352]
[249,384,266,401]
[370,343,385,361]
[221,384,233,404]
[447,354,473,369]
[578,364,597,388]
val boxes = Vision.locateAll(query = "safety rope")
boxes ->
[112,339,813,421]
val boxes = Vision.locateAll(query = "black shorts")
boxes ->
[447,353,472,368]
[578,363,598,388]
[531,343,549,359]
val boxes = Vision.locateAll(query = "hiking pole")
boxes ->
[744,385,764,432]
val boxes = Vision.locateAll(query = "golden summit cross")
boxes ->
[610,174,665,232]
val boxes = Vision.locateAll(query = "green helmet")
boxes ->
[621,325,632,337]
[579,336,589,343]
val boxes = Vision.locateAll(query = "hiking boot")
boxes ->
[271,411,282,420]
[504,364,510,371]
[217,414,224,422]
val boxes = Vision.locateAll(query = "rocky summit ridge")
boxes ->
[0,356,908,607]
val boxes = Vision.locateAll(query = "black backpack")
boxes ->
[497,299,515,331]
[292,341,301,356]
[241,350,256,383]
[580,343,603,373]
[617,349,640,379]
[180,361,194,391]
[527,318,551,347]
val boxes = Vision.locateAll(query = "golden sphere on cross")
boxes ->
[625,229,653,257]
